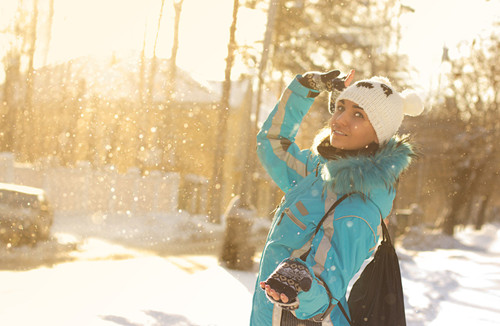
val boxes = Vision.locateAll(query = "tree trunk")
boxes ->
[160,0,184,171]
[240,0,279,208]
[42,0,55,66]
[253,0,279,132]
[475,195,490,230]
[168,0,184,100]
[442,168,470,236]
[207,0,239,223]
[139,28,147,105]
[443,198,460,236]
[148,0,166,107]
[1,50,21,152]
[24,0,39,161]
[236,81,255,208]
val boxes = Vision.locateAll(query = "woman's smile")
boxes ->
[332,129,347,136]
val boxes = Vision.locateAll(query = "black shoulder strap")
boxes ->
[380,214,392,243]
[314,193,350,236]
[337,301,353,326]
[300,193,350,261]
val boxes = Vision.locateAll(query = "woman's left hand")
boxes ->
[260,282,290,303]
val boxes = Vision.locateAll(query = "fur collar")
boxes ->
[321,137,415,196]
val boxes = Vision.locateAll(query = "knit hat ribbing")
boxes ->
[333,77,424,144]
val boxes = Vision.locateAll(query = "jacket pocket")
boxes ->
[269,198,321,251]
[270,203,314,250]
[283,207,307,230]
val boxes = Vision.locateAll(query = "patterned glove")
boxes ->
[262,258,313,310]
[299,70,348,93]
[299,69,355,113]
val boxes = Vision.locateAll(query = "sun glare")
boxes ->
[0,0,498,85]
[38,0,263,81]
[48,0,174,63]
[400,0,499,88]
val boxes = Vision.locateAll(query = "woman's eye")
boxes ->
[337,106,345,112]
[354,112,365,119]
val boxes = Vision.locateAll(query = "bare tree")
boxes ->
[167,0,184,100]
[238,0,278,208]
[24,0,39,161]
[41,0,54,66]
[207,0,240,223]
[148,0,166,107]
[1,48,21,152]
[435,31,500,235]
[139,26,147,105]
[253,0,278,132]
[0,0,40,159]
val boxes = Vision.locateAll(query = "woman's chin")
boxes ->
[330,137,347,150]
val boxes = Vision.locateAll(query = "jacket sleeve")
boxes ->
[294,196,381,320]
[256,76,321,193]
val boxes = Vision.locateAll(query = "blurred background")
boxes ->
[0,0,499,244]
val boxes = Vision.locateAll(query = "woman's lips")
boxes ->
[332,129,347,136]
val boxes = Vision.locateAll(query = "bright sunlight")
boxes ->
[0,0,265,82]
[0,0,498,85]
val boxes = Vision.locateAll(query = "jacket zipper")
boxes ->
[277,211,285,225]
[278,208,307,230]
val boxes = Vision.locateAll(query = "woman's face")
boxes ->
[329,99,379,150]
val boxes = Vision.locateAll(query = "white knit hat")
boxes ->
[334,76,424,144]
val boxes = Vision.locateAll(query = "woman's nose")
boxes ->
[333,112,349,126]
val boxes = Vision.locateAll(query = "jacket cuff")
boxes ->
[289,75,321,99]
[294,274,330,319]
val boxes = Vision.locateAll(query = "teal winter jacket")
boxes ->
[250,76,414,325]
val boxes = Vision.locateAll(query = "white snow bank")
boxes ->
[397,223,500,325]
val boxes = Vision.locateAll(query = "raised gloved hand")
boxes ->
[299,69,354,93]
[260,258,313,310]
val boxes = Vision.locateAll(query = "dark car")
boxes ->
[0,183,53,246]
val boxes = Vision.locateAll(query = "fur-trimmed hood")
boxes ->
[321,137,415,196]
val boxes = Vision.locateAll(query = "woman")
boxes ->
[250,69,423,325]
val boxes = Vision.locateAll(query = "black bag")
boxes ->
[339,217,407,326]
[279,194,407,325]
[281,310,322,325]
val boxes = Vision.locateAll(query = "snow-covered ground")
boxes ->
[398,224,500,325]
[0,211,499,325]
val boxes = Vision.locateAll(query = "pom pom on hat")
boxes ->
[402,90,424,117]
